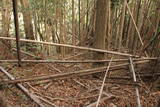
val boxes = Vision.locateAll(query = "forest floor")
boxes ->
[0,45,160,107]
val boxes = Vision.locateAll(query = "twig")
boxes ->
[36,95,58,107]
[34,92,67,101]
[44,82,53,90]
[26,83,39,92]
[26,87,57,105]
[44,65,87,89]
[31,80,51,86]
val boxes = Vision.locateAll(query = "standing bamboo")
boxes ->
[1,0,11,48]
[118,0,126,51]
[72,0,76,55]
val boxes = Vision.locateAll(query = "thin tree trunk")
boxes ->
[118,0,126,51]
[20,0,34,40]
[107,0,111,50]
[1,0,11,48]
[72,0,76,54]
[126,1,134,51]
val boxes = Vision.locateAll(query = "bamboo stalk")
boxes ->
[0,57,158,63]
[125,0,148,57]
[129,57,141,107]
[0,36,137,57]
[96,58,113,107]
[125,0,143,46]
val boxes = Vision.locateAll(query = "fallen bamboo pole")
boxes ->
[0,60,149,85]
[129,57,141,107]
[0,66,45,107]
[0,36,137,57]
[0,57,158,63]
[30,72,160,86]
[96,58,113,107]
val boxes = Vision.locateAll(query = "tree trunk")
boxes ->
[20,0,35,52]
[93,0,108,65]
[0,0,12,59]
[59,2,65,58]
[20,0,34,40]
[107,0,111,50]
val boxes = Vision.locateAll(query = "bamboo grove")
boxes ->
[0,0,160,106]
[0,0,160,59]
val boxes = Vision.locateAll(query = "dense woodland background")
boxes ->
[0,0,160,59]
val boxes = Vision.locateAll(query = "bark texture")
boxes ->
[93,0,108,65]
